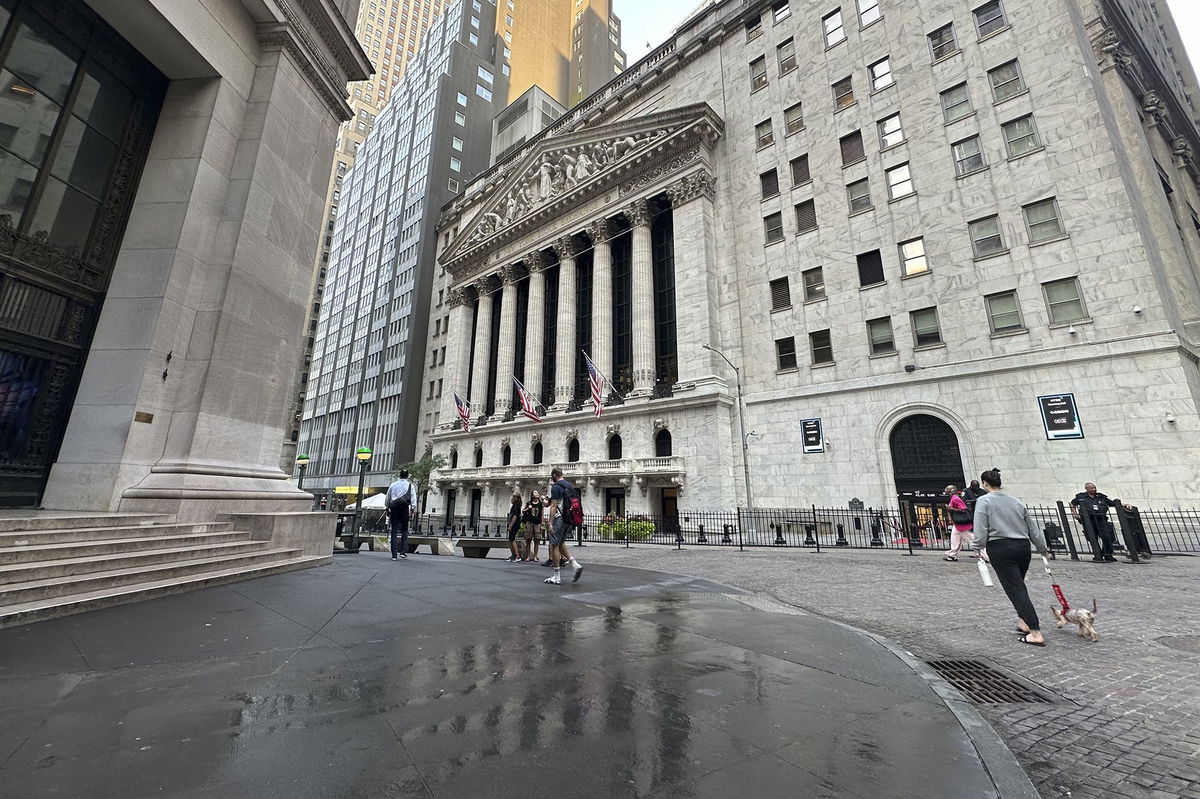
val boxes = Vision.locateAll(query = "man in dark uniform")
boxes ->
[1070,482,1131,563]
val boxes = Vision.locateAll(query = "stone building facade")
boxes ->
[417,0,1200,522]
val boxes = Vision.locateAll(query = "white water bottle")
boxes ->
[978,558,994,587]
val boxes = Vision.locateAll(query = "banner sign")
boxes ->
[1038,393,1084,440]
[801,418,824,453]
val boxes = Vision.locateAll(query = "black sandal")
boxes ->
[1018,634,1045,647]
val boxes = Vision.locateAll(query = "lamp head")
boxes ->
[296,454,311,467]
[1133,305,1143,315]
[356,447,373,463]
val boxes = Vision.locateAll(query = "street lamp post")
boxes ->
[351,447,372,552]
[702,344,755,526]
[295,454,310,491]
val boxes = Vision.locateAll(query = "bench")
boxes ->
[453,537,513,558]
[404,535,456,556]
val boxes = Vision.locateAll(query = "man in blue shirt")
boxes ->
[1070,482,1130,563]
[386,470,417,560]
[545,467,583,585]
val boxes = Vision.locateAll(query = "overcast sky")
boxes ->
[616,0,1200,75]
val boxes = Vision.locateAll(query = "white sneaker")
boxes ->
[571,561,583,582]
[544,575,561,585]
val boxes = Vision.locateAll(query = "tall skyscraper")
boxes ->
[505,0,625,107]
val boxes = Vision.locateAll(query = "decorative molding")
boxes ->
[587,218,611,243]
[530,432,543,444]
[500,436,511,448]
[498,264,521,285]
[565,428,579,441]
[620,148,703,197]
[606,424,621,436]
[447,287,471,308]
[524,250,547,273]
[1142,90,1168,126]
[652,418,671,433]
[473,274,498,296]
[0,215,96,288]
[666,170,716,206]
[1172,136,1193,167]
[552,236,579,259]
[623,199,653,228]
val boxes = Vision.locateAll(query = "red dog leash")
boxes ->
[1041,555,1070,612]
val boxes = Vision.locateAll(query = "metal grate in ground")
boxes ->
[926,659,1053,704]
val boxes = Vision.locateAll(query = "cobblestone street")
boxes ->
[574,544,1200,799]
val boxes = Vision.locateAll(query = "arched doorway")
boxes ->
[888,414,965,495]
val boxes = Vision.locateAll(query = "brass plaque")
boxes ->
[133,411,154,424]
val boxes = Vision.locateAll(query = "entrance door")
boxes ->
[469,489,482,529]
[443,489,457,531]
[660,488,679,534]
[889,414,965,495]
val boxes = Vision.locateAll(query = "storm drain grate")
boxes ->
[926,659,1052,704]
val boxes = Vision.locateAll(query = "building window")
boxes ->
[988,60,1025,102]
[746,16,763,40]
[986,291,1024,333]
[532,442,543,464]
[474,447,484,467]
[840,130,865,166]
[928,23,958,61]
[824,9,846,46]
[869,57,893,90]
[899,237,928,276]
[867,317,895,354]
[756,119,775,148]
[969,215,1006,257]
[455,111,466,125]
[790,154,811,185]
[770,276,791,310]
[953,135,986,175]
[974,1,1007,37]
[858,0,881,26]
[773,1,791,23]
[941,83,972,123]
[776,337,797,370]
[456,92,468,106]
[469,32,478,45]
[764,212,784,244]
[607,434,622,460]
[1043,277,1086,324]
[847,178,872,213]
[750,56,768,91]
[450,157,461,171]
[878,113,903,148]
[784,102,804,135]
[475,84,492,100]
[803,266,826,301]
[810,329,834,365]
[795,199,817,233]
[760,168,780,199]
[886,163,914,199]
[833,76,855,110]
[448,177,460,192]
[911,307,942,346]
[452,137,464,151]
[567,438,580,462]
[501,445,511,466]
[655,429,672,457]
[857,249,884,286]
[1002,115,1041,157]
[1023,197,1065,243]
[778,38,797,74]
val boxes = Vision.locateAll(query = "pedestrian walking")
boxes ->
[522,491,544,562]
[505,493,523,562]
[544,467,583,585]
[386,470,417,560]
[942,485,975,561]
[974,468,1049,646]
[964,480,986,512]
[1070,482,1131,563]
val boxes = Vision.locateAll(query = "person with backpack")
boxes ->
[545,467,583,585]
[385,470,417,560]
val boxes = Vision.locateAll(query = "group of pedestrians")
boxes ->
[506,468,583,584]
[506,491,545,562]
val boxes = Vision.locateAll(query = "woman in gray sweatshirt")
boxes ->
[974,468,1049,646]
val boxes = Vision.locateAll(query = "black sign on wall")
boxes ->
[1038,393,1084,440]
[801,418,824,453]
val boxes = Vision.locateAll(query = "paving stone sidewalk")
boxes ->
[575,544,1200,799]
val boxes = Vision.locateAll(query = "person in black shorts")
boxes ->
[544,467,582,585]
[505,493,523,562]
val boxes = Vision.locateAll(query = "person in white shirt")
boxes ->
[386,470,417,560]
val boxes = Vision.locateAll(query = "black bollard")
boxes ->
[721,524,732,544]
[835,523,849,546]
[697,524,708,544]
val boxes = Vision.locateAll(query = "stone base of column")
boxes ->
[116,461,312,522]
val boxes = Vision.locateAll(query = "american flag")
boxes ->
[582,351,606,418]
[513,376,541,422]
[453,391,472,433]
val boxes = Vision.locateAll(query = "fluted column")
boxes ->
[447,287,474,405]
[552,236,579,409]
[493,266,519,417]
[627,200,656,396]
[667,172,718,384]
[470,276,496,415]
[588,218,613,397]
[523,251,546,405]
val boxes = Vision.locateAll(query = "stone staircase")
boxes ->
[0,514,329,628]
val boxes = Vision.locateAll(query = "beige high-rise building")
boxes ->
[506,0,626,107]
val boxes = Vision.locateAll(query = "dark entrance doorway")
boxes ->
[0,0,166,506]
[889,414,966,547]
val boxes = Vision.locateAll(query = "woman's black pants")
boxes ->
[986,538,1040,631]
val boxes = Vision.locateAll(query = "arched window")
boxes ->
[655,429,672,457]
[532,442,543,464]
[567,437,580,463]
[607,433,622,460]
[501,445,511,465]
[474,446,483,467]
[450,449,459,468]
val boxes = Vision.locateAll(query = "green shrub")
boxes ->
[597,519,655,540]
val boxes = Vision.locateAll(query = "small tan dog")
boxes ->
[1051,600,1099,642]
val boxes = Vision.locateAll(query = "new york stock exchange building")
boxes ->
[416,0,1200,526]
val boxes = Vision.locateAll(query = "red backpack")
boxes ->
[559,479,584,526]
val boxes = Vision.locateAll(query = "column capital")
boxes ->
[474,274,498,296]
[448,287,472,308]
[498,264,521,285]
[667,171,716,206]
[586,218,612,243]
[552,236,579,259]
[623,200,653,228]
[524,250,547,273]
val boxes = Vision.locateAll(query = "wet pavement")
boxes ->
[0,553,1034,798]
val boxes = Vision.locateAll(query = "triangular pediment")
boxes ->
[441,102,722,268]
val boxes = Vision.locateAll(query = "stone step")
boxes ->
[0,522,233,547]
[0,548,303,606]
[0,540,270,584]
[0,514,170,533]
[0,554,329,629]
[0,530,248,566]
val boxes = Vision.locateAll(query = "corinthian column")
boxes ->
[627,200,656,396]
[493,266,519,417]
[523,251,547,406]
[588,218,613,397]
[447,287,474,406]
[470,276,496,415]
[552,236,579,409]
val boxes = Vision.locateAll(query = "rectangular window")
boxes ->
[776,336,797,370]
[778,38,797,74]
[746,16,763,40]
[764,212,784,244]
[790,154,811,185]
[899,237,928,276]
[847,178,872,213]
[840,130,865,165]
[454,111,466,125]
[953,135,986,175]
[477,66,494,83]
[770,277,791,310]
[824,9,846,46]
[1043,277,1086,324]
[929,24,957,61]
[833,76,855,109]
[1002,114,1041,157]
[470,15,480,28]
[974,1,1007,37]
[911,307,942,346]
[988,60,1025,102]
[986,291,1024,333]
[450,157,461,171]
[469,32,479,45]
[795,199,817,233]
[773,1,791,23]
[886,163,914,199]
[969,215,1006,257]
[448,177,459,192]
[941,83,972,123]
[1023,197,1065,242]
[857,249,884,286]
[803,266,825,301]
[750,56,768,91]
[869,57,893,90]
[756,119,775,149]
[784,102,804,135]
[867,317,895,354]
[475,84,492,100]
[810,329,834,364]
[858,0,881,26]
[452,137,464,151]
[760,168,780,198]
[878,113,903,148]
